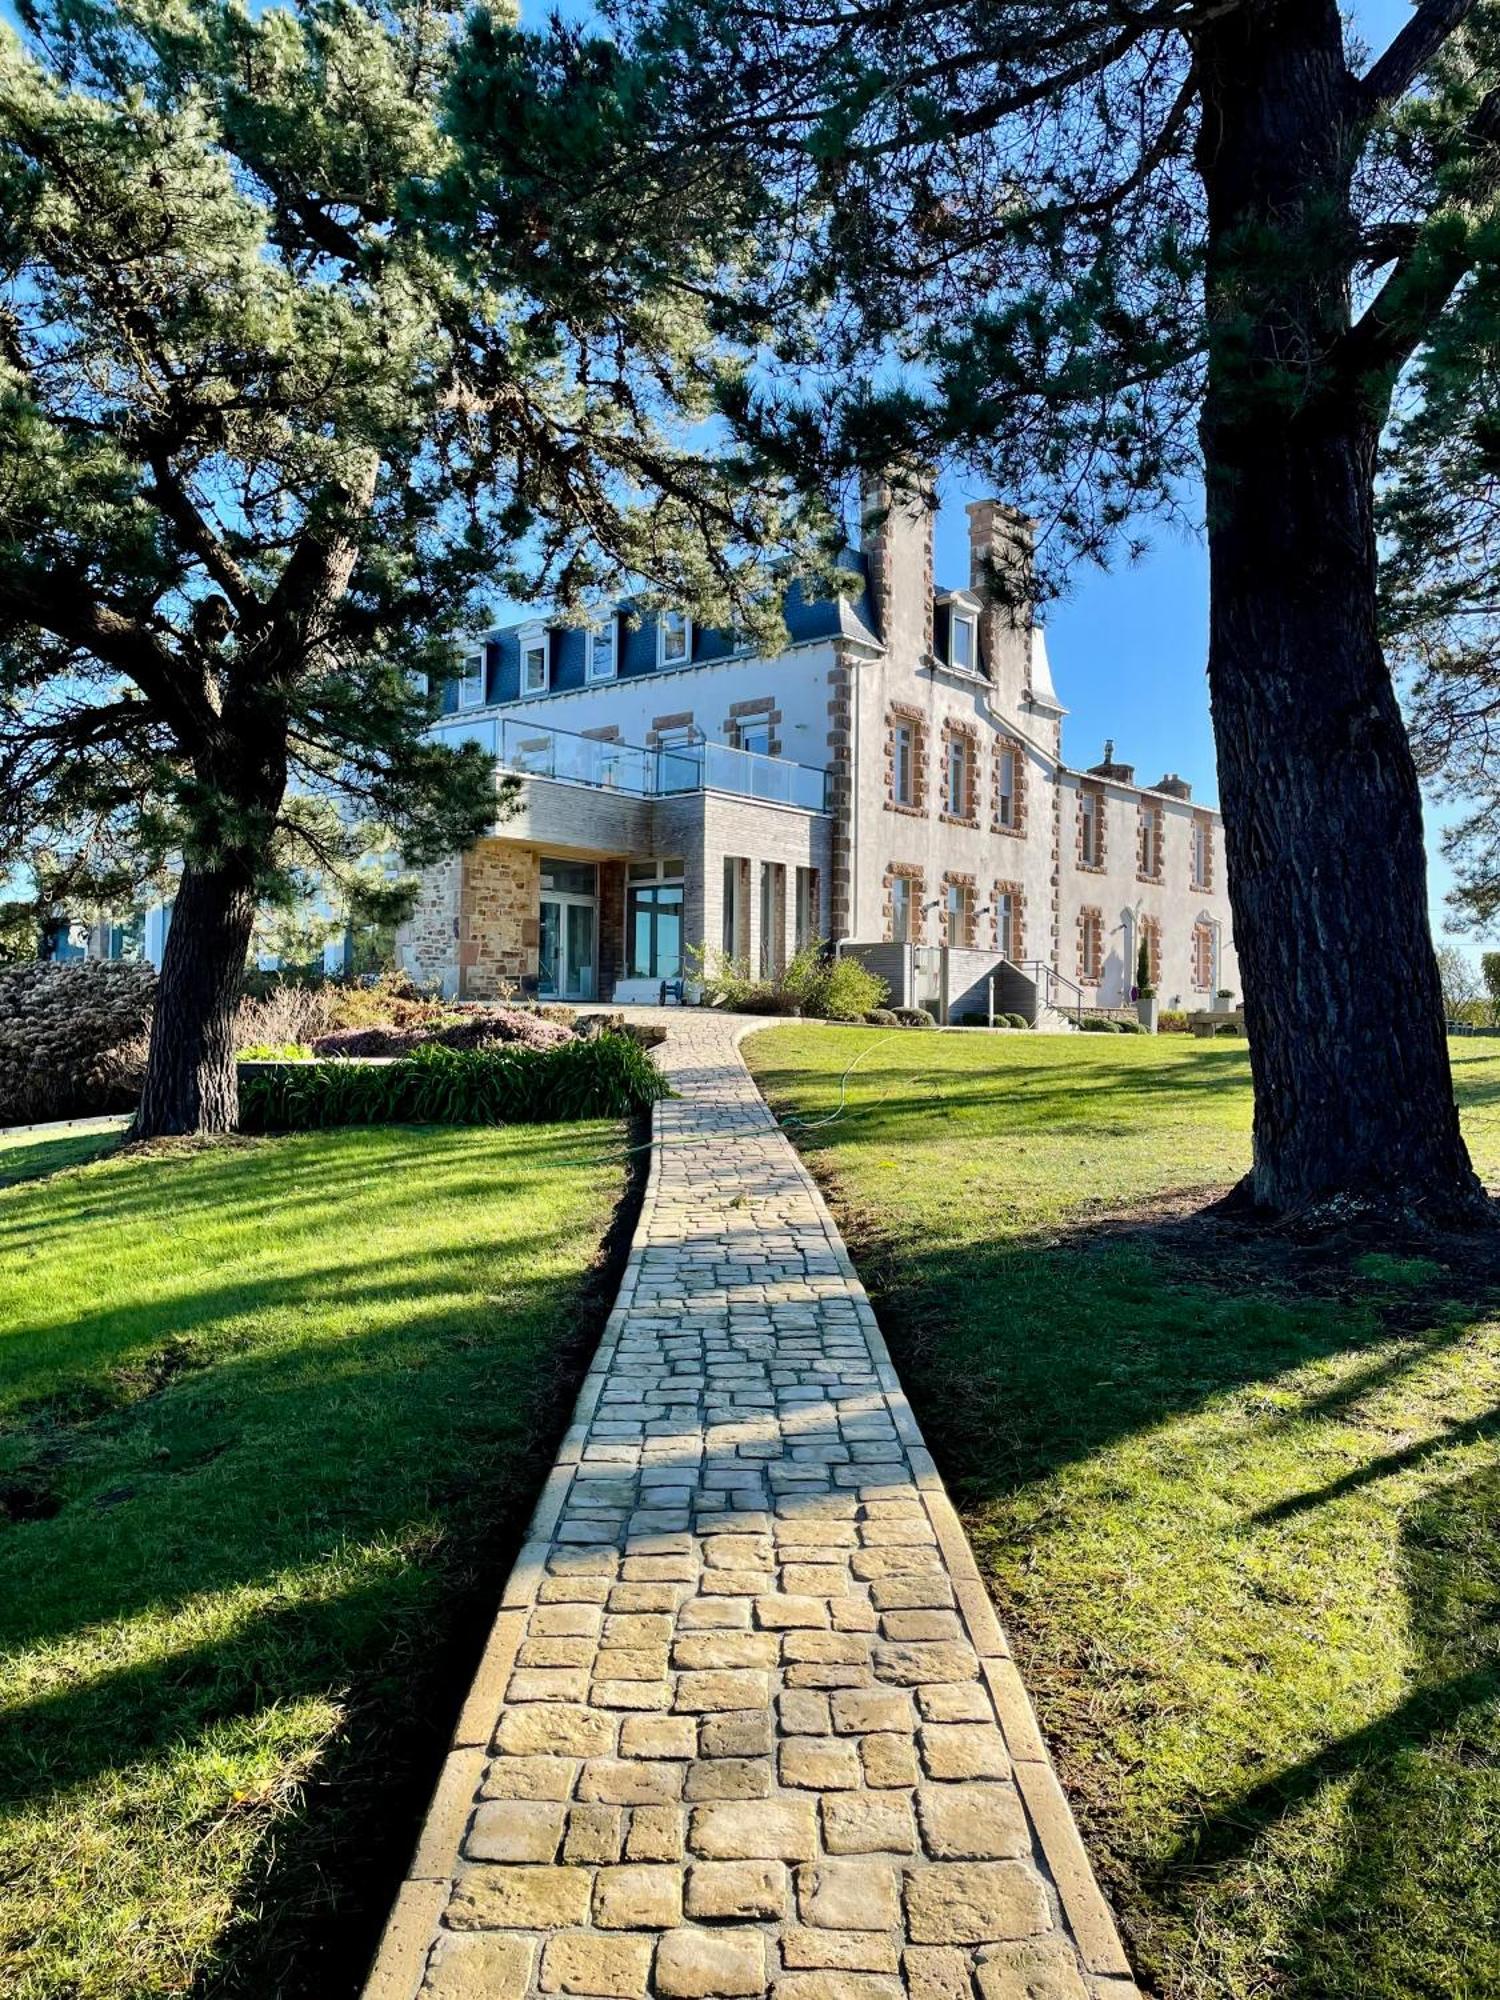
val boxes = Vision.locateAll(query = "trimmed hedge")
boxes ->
[238,1034,667,1132]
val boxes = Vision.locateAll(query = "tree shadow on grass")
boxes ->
[0,1118,647,2000]
[1156,1462,1500,2000]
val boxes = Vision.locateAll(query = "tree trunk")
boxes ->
[1195,3,1485,1223]
[135,858,258,1138]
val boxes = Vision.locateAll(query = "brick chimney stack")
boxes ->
[965,498,1035,715]
[1154,772,1193,800]
[861,471,936,664]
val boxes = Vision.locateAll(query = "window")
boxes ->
[945,879,975,948]
[996,888,1017,960]
[996,745,1018,830]
[627,859,684,980]
[1193,919,1215,989]
[795,867,819,950]
[890,874,916,943]
[458,648,486,708]
[1080,907,1103,984]
[945,734,973,818]
[1192,817,1213,890]
[586,615,617,682]
[892,722,915,806]
[722,857,744,959]
[1139,803,1163,879]
[950,611,977,672]
[658,609,691,668]
[1080,788,1103,867]
[520,626,549,695]
[738,719,773,758]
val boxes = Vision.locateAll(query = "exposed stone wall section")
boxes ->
[461,843,541,999]
[0,960,155,1123]
[364,1011,1138,2000]
[399,855,464,995]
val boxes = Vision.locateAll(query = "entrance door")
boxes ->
[538,858,597,1001]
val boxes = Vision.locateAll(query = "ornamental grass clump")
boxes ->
[238,1034,667,1132]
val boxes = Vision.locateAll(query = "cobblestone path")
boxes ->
[367,1012,1136,2000]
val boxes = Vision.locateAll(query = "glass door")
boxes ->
[564,902,595,1000]
[539,890,596,1000]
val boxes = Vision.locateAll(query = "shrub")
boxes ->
[893,1007,936,1029]
[1078,1016,1121,1033]
[814,955,888,1020]
[1003,1011,1030,1030]
[1115,1019,1147,1035]
[238,1033,667,1132]
[239,1041,313,1062]
[864,1008,900,1027]
[689,940,887,1020]
[311,1008,572,1059]
[1158,1010,1190,1034]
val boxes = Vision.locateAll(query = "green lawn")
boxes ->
[746,1027,1500,2000]
[0,1119,626,2000]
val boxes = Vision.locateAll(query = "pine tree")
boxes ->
[637,0,1500,1222]
[0,0,823,1134]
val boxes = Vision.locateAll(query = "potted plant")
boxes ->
[1135,938,1158,1033]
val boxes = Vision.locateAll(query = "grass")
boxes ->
[745,1027,1500,2000]
[0,1118,628,2000]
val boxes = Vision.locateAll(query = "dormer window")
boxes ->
[520,624,549,695]
[458,648,486,708]
[586,613,618,682]
[658,609,691,668]
[950,610,977,672]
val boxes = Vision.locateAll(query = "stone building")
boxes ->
[398,483,1239,1018]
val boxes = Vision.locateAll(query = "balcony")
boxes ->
[427,713,831,812]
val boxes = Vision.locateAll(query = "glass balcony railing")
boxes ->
[426,713,831,812]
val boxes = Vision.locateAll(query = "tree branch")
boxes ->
[1360,0,1479,113]
[1337,86,1500,390]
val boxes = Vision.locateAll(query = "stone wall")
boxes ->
[0,960,156,1123]
[460,841,541,998]
[396,854,463,995]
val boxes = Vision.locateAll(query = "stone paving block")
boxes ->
[919,1724,1011,1782]
[795,1859,899,1929]
[479,1756,577,1801]
[975,1939,1092,2000]
[656,1927,768,1998]
[689,1799,819,1861]
[538,1930,655,1997]
[819,1793,917,1855]
[902,1945,975,2000]
[781,1928,900,1972]
[903,1862,1052,1945]
[623,1804,683,1862]
[420,1930,535,1999]
[592,1862,682,1929]
[771,1974,903,2000]
[685,1859,788,1920]
[917,1784,1030,1861]
[778,1737,863,1790]
[446,1864,592,1931]
[464,1799,563,1863]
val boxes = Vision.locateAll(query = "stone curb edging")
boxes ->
[361,1012,1138,2000]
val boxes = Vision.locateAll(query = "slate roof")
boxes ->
[438,554,881,714]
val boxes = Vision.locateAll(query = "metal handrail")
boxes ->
[1015,957,1085,1024]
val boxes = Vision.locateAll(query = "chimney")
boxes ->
[1154,772,1192,800]
[861,470,936,663]
[1089,740,1135,783]
[966,498,1035,713]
